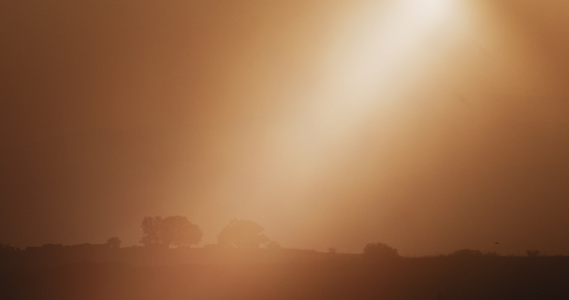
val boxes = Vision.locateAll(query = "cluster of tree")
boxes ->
[140,216,203,248]
[0,213,553,262]
[140,217,275,249]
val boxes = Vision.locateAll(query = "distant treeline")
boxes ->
[0,240,562,269]
[2,215,569,299]
[0,215,560,268]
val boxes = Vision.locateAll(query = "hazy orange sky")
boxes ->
[2,0,569,255]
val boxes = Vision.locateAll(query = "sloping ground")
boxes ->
[1,256,568,300]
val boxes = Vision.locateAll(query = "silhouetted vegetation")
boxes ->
[448,248,484,257]
[1,220,569,299]
[106,237,121,248]
[363,242,399,260]
[527,249,541,257]
[140,216,202,248]
[217,219,270,249]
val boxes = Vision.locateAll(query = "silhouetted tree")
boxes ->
[160,216,203,248]
[106,237,121,248]
[140,216,202,248]
[363,242,399,260]
[140,216,161,246]
[217,219,269,248]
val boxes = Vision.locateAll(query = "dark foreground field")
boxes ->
[1,251,568,300]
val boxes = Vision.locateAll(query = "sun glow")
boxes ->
[265,0,463,177]
[410,0,454,22]
[325,0,459,103]
[209,0,472,245]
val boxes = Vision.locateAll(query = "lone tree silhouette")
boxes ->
[140,216,202,248]
[363,242,399,260]
[217,219,269,249]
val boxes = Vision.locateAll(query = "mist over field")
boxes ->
[2,0,569,298]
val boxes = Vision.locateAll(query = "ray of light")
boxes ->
[263,0,464,190]
[203,0,474,246]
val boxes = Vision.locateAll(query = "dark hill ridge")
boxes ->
[2,257,568,300]
[1,245,569,299]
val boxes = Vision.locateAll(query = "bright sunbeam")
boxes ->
[269,0,461,170]
[326,0,458,105]
[219,0,468,225]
